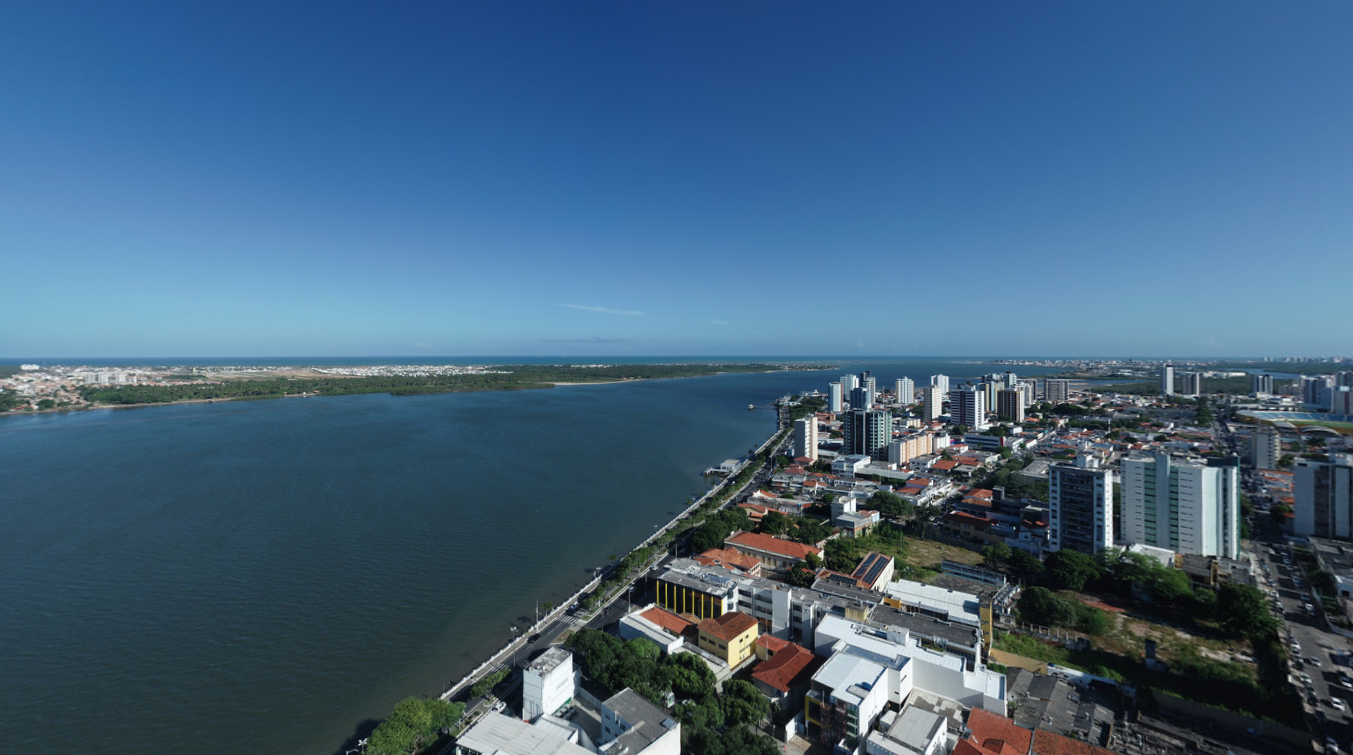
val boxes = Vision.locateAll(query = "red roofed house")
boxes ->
[694,547,764,576]
[725,531,823,572]
[963,488,995,509]
[942,510,1003,545]
[737,501,769,524]
[1032,728,1114,755]
[750,640,822,712]
[964,707,1034,755]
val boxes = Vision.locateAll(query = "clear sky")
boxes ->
[2,2,1350,359]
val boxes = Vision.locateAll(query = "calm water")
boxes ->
[0,359,995,754]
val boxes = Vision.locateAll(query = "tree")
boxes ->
[824,539,860,572]
[720,679,771,727]
[981,543,1011,569]
[761,510,790,537]
[1008,549,1043,578]
[1218,583,1278,639]
[869,490,914,519]
[1045,550,1101,592]
[804,551,822,571]
[784,566,816,587]
[1018,587,1076,626]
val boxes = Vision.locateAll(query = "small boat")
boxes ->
[748,404,755,410]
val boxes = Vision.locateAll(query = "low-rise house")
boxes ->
[850,551,896,591]
[724,531,823,571]
[694,547,763,576]
[454,711,595,755]
[750,638,821,712]
[865,705,948,755]
[696,611,759,668]
[619,605,695,653]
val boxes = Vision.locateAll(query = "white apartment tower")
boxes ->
[841,374,859,393]
[1160,365,1175,397]
[828,382,843,413]
[895,377,915,405]
[1252,373,1274,396]
[931,374,950,397]
[921,386,943,421]
[1120,453,1240,559]
[948,386,988,431]
[794,417,819,462]
[1294,454,1353,539]
[1049,462,1115,555]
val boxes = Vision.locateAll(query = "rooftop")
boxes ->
[751,642,820,693]
[697,611,757,642]
[725,531,822,560]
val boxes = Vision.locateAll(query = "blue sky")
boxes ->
[2,2,1351,358]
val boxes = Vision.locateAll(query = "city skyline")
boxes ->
[4,2,1352,358]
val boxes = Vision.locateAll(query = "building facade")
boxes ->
[996,389,1025,423]
[1120,452,1240,559]
[1048,463,1114,554]
[948,386,988,431]
[1294,454,1353,539]
[1043,379,1070,405]
[896,377,915,405]
[1160,365,1175,397]
[843,409,891,458]
[829,382,843,413]
[1251,426,1280,470]
[921,387,943,421]
[794,417,819,461]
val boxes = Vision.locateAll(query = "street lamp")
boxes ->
[509,626,520,667]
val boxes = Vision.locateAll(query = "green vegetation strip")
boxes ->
[77,363,801,406]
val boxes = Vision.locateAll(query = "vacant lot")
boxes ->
[904,538,983,578]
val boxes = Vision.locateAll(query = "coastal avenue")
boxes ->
[441,418,791,738]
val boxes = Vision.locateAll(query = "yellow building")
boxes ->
[697,611,759,667]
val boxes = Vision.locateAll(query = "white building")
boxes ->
[1120,452,1240,559]
[599,689,681,755]
[794,417,819,461]
[948,387,988,431]
[931,374,949,396]
[896,378,915,406]
[830,382,844,413]
[454,712,595,755]
[865,705,948,755]
[1048,461,1114,555]
[522,647,575,722]
[921,387,943,421]
[842,375,860,393]
[1294,454,1353,539]
[1161,364,1175,397]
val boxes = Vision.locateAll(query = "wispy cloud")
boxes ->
[541,336,635,343]
[558,304,645,317]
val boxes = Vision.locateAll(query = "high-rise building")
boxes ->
[841,374,859,393]
[895,377,915,405]
[1179,372,1202,397]
[1044,379,1070,405]
[1120,453,1240,559]
[1049,461,1115,555]
[996,389,1024,423]
[1002,371,1019,389]
[828,382,843,413]
[842,409,891,459]
[1252,373,1274,396]
[1332,387,1353,416]
[849,386,869,410]
[1016,380,1036,408]
[864,377,877,406]
[1251,426,1281,470]
[1160,365,1175,397]
[921,387,943,420]
[1294,454,1353,538]
[793,417,819,462]
[948,386,988,431]
[931,374,950,397]
[1302,375,1334,408]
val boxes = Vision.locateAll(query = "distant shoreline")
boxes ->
[2,366,805,419]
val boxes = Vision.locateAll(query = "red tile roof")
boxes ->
[640,606,696,637]
[967,709,1033,755]
[695,547,762,573]
[726,531,822,560]
[933,459,959,471]
[756,634,792,654]
[750,642,820,693]
[698,611,758,642]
